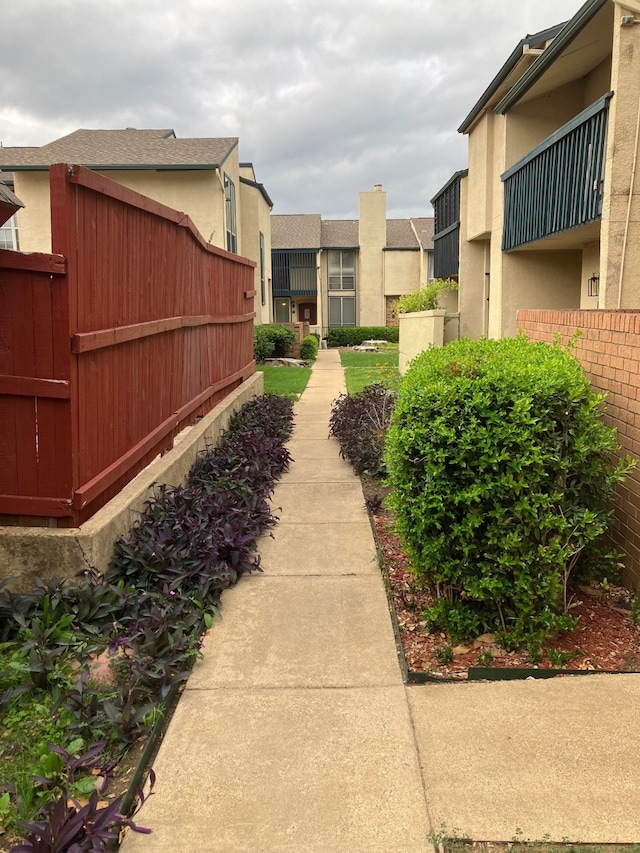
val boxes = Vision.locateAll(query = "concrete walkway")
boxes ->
[121,350,640,852]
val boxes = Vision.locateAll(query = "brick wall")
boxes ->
[517,309,640,591]
[283,322,310,358]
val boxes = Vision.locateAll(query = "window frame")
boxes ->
[327,249,356,291]
[224,174,237,254]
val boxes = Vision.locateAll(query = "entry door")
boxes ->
[297,302,317,325]
[274,298,291,323]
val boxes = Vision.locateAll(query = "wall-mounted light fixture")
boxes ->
[588,274,600,297]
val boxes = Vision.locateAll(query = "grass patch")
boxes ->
[339,346,400,395]
[257,365,312,399]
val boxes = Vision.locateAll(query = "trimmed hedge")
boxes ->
[300,334,319,362]
[385,335,633,654]
[254,324,296,362]
[327,327,399,347]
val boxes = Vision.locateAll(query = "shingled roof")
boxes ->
[271,214,322,249]
[321,220,358,248]
[274,214,434,251]
[0,129,239,170]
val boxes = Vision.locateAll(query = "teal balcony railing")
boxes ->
[431,169,467,278]
[501,92,612,251]
[272,250,318,297]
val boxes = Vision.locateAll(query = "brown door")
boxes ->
[298,302,317,325]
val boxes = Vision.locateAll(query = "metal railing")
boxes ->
[502,92,612,251]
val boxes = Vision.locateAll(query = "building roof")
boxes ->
[321,220,358,248]
[387,219,420,249]
[494,0,609,115]
[271,214,322,249]
[273,213,434,251]
[0,129,239,170]
[458,23,567,133]
[409,217,434,250]
[0,178,23,226]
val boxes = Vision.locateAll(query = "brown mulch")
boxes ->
[370,503,640,680]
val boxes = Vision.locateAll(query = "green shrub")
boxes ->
[254,324,296,362]
[329,384,397,476]
[385,335,633,652]
[327,326,399,347]
[254,326,275,362]
[300,334,319,362]
[394,278,458,314]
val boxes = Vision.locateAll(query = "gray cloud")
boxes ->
[1,0,582,218]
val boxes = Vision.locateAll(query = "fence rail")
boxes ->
[0,164,256,526]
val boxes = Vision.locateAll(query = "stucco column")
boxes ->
[600,0,640,308]
[358,185,386,326]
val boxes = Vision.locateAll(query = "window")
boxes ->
[328,296,356,327]
[259,232,266,305]
[328,250,355,290]
[0,213,19,250]
[224,174,237,253]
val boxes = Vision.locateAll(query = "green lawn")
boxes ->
[257,364,312,399]
[338,347,400,395]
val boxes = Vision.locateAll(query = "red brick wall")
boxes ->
[517,309,640,591]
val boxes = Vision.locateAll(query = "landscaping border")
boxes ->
[368,497,640,684]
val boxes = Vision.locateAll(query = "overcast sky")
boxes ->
[2,0,584,220]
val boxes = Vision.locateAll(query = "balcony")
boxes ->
[501,92,612,251]
[431,170,467,278]
[272,250,318,297]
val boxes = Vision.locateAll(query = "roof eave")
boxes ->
[430,169,468,205]
[458,23,566,133]
[494,0,608,115]
[239,175,274,209]
[3,163,222,171]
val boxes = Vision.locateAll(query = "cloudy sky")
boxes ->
[2,0,583,219]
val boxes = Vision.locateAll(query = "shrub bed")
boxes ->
[0,394,294,851]
[299,334,319,362]
[253,324,296,362]
[329,384,397,477]
[385,336,633,655]
[326,327,399,347]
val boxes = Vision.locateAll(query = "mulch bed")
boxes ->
[370,502,640,680]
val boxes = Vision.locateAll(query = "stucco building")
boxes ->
[0,129,274,324]
[271,185,435,334]
[432,0,640,339]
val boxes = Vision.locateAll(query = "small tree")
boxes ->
[385,335,633,653]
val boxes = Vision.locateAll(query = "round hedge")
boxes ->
[385,335,631,652]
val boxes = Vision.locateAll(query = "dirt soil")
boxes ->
[369,496,640,679]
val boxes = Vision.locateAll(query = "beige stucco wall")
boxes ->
[11,148,243,258]
[459,4,625,340]
[600,0,640,309]
[398,309,445,375]
[383,249,421,297]
[505,80,586,169]
[12,171,52,253]
[459,175,490,340]
[239,170,273,325]
[102,168,224,249]
[502,250,581,337]
[358,186,386,325]
[580,241,601,308]
[466,113,494,240]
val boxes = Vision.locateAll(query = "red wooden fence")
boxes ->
[0,164,256,527]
